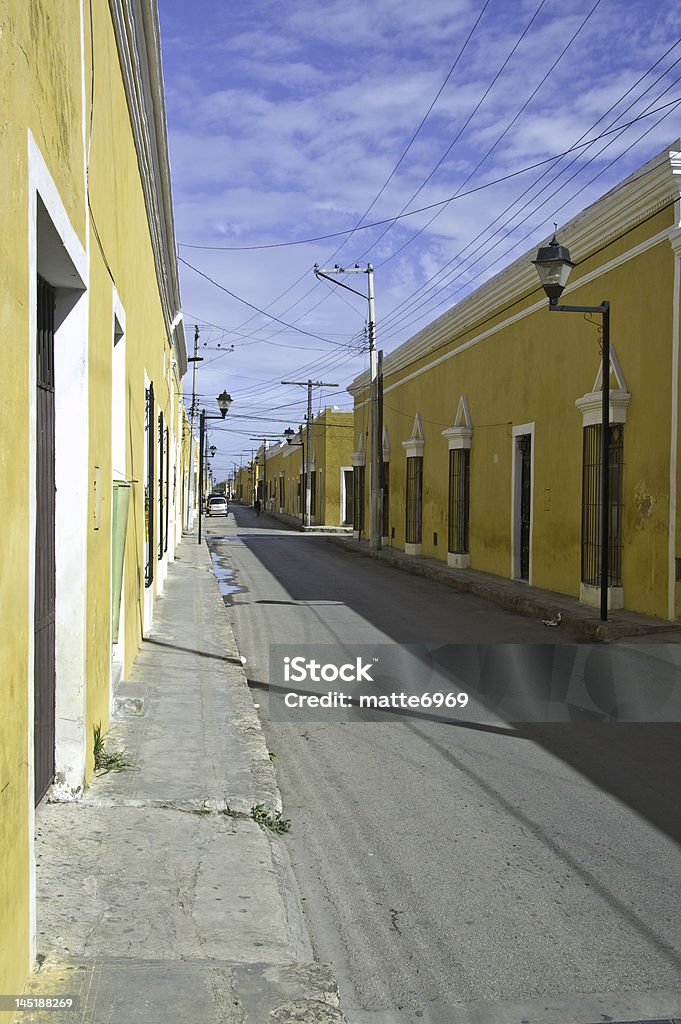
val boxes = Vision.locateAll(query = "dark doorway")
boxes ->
[35,275,56,804]
[518,434,532,581]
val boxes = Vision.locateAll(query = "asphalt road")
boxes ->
[206,506,681,1024]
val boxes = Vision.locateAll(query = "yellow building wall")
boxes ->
[266,412,354,525]
[315,410,354,525]
[0,1,87,997]
[81,2,175,777]
[0,0,185,997]
[367,204,676,619]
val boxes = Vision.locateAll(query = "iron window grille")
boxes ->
[144,382,155,588]
[581,423,624,587]
[158,411,164,560]
[448,448,470,554]
[164,426,170,553]
[405,456,423,545]
[353,465,365,532]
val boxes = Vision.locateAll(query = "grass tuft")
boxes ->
[250,803,291,834]
[93,722,138,775]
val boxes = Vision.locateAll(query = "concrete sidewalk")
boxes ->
[16,539,346,1024]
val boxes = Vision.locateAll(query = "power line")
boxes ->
[380,88,681,337]
[328,0,493,259]
[178,254,355,349]
[176,96,681,256]
[367,0,602,273]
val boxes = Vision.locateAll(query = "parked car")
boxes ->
[206,495,228,516]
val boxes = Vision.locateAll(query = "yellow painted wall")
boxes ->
[82,1,175,776]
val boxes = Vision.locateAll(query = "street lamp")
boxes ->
[284,426,305,524]
[198,391,232,544]
[532,234,610,622]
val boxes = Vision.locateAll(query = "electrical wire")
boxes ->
[366,0,602,272]
[178,254,355,349]
[380,89,681,337]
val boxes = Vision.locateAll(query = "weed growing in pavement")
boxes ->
[93,722,138,775]
[268,750,278,760]
[251,803,291,834]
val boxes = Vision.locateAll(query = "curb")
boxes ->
[326,536,681,643]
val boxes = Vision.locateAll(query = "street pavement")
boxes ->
[14,536,346,1024]
[208,504,681,1024]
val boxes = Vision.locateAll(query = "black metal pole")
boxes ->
[600,302,610,622]
[198,409,205,544]
[549,299,610,621]
[301,440,305,525]
[377,350,384,544]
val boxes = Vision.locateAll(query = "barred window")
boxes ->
[448,448,470,554]
[344,469,354,525]
[405,456,423,545]
[144,383,154,588]
[353,466,365,532]
[382,462,390,537]
[581,424,624,586]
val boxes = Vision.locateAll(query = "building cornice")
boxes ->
[349,143,680,396]
[108,0,187,375]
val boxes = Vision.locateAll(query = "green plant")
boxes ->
[251,803,291,834]
[268,750,278,760]
[93,722,138,775]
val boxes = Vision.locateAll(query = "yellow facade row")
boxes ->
[235,409,355,526]
[349,144,681,622]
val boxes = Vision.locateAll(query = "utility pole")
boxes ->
[377,349,384,541]
[281,379,339,527]
[186,325,203,530]
[313,264,381,549]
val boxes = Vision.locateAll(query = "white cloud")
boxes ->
[159,0,681,469]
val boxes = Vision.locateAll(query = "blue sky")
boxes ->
[158,0,681,481]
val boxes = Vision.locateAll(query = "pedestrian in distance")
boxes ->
[254,497,261,516]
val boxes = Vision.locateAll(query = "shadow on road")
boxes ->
[218,505,681,850]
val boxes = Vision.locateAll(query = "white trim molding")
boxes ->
[382,423,391,463]
[442,394,473,451]
[29,131,90,803]
[575,346,630,426]
[402,412,425,458]
[352,431,366,467]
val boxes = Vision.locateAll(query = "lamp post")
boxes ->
[198,390,232,544]
[532,235,610,622]
[284,426,305,524]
